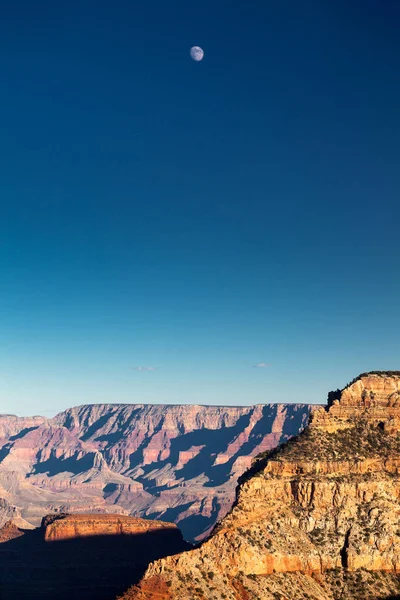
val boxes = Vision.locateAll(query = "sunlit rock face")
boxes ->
[42,513,181,542]
[0,402,312,541]
[124,372,400,600]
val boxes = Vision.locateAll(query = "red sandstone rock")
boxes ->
[124,372,400,600]
[43,513,179,542]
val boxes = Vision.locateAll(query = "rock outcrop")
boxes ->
[0,519,25,543]
[0,402,312,541]
[123,372,400,600]
[42,512,180,542]
[0,497,33,530]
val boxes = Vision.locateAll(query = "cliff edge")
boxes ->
[42,512,181,542]
[122,372,400,600]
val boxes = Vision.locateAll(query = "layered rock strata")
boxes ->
[0,402,312,541]
[123,372,400,600]
[43,513,179,541]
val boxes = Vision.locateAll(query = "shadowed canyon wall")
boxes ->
[0,513,189,599]
[0,402,312,541]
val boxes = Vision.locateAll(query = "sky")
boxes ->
[0,0,399,416]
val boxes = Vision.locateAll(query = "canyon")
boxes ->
[0,402,312,541]
[124,372,400,600]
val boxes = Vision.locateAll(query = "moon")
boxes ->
[190,46,204,62]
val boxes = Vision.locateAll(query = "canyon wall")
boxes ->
[124,372,400,600]
[0,402,312,541]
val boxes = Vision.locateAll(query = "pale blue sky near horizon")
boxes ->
[0,0,399,416]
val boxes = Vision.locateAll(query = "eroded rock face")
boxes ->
[314,372,400,432]
[42,513,179,542]
[124,372,400,600]
[0,497,32,530]
[0,403,312,541]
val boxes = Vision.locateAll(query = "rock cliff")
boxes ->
[42,512,180,541]
[123,372,400,600]
[0,403,312,541]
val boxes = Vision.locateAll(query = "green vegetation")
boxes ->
[238,371,400,485]
[345,371,400,389]
[327,371,400,407]
[325,568,400,600]
[253,419,400,467]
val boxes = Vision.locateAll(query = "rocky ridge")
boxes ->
[123,372,400,600]
[0,403,312,541]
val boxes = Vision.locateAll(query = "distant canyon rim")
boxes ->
[0,401,313,541]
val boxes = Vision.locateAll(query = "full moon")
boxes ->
[190,46,204,62]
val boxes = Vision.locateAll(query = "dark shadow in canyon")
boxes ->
[85,408,144,445]
[127,417,166,469]
[146,501,193,526]
[80,411,119,441]
[139,404,312,491]
[9,426,39,441]
[175,497,221,541]
[0,443,12,462]
[146,497,221,542]
[124,406,312,541]
[137,411,253,488]
[0,526,190,600]
[29,452,98,477]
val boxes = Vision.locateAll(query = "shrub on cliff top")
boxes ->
[250,418,400,469]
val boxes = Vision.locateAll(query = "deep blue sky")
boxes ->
[1,1,399,415]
